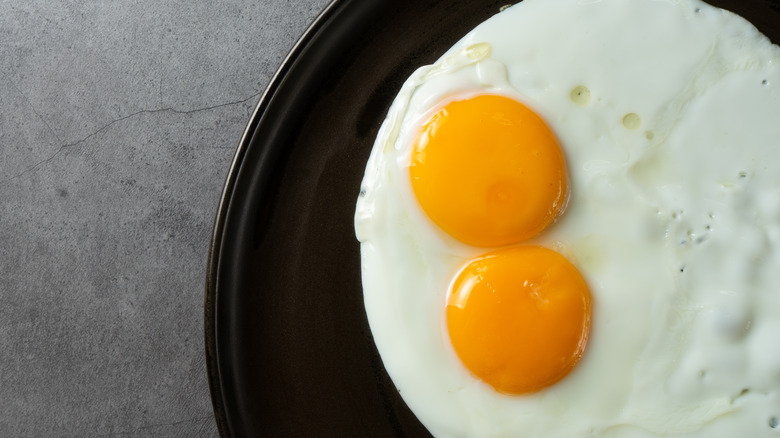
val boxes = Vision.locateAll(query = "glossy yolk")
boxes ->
[410,94,568,247]
[447,245,591,394]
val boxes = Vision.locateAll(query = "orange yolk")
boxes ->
[410,94,568,247]
[447,245,591,395]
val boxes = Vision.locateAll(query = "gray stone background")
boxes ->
[0,0,330,435]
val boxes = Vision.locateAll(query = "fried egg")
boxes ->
[354,0,780,436]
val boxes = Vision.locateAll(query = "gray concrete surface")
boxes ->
[0,0,331,435]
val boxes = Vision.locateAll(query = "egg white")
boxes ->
[355,0,780,436]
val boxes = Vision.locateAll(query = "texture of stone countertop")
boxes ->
[0,0,330,435]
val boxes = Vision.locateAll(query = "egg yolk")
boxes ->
[447,245,591,394]
[410,94,568,247]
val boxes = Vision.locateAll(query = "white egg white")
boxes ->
[354,0,780,436]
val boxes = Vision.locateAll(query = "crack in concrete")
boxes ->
[158,32,164,109]
[1,70,63,145]
[0,92,260,186]
[92,415,213,437]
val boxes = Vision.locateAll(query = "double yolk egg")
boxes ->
[357,0,780,435]
[410,93,591,395]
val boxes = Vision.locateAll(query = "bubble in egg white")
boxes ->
[622,112,641,130]
[570,85,591,107]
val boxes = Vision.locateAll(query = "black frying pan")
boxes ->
[204,1,780,436]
